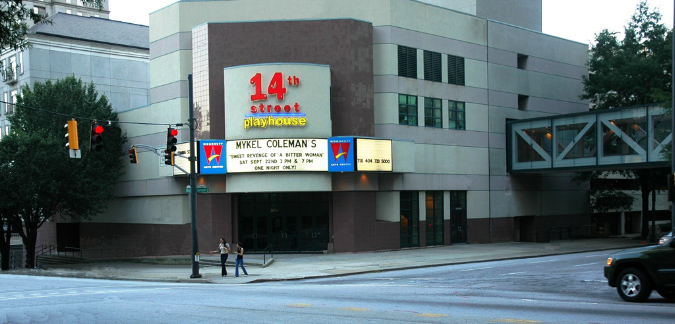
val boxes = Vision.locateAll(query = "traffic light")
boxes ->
[64,119,78,150]
[90,123,103,152]
[129,146,138,164]
[165,127,178,165]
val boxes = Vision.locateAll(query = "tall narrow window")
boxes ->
[448,100,465,130]
[400,191,419,248]
[448,55,465,86]
[2,92,6,115]
[9,90,17,114]
[398,94,418,126]
[426,191,444,246]
[18,52,23,74]
[423,50,441,82]
[398,45,417,79]
[424,97,442,128]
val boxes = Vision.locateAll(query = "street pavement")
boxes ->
[4,237,646,284]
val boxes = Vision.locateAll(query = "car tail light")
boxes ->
[606,258,613,266]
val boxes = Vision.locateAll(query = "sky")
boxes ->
[108,0,674,45]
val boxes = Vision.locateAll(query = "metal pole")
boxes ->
[188,74,201,278]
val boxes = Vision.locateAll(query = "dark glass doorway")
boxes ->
[425,191,444,246]
[400,191,419,248]
[239,192,329,252]
[450,191,467,243]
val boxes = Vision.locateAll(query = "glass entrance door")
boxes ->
[450,191,467,243]
[238,192,329,252]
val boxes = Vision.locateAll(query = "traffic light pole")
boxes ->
[188,74,201,279]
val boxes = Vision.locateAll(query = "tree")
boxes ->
[0,76,125,269]
[0,0,104,52]
[581,1,672,240]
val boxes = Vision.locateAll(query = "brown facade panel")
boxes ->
[206,19,374,138]
[79,223,192,257]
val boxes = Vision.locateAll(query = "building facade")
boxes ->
[69,0,591,256]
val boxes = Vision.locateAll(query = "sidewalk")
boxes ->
[5,237,647,284]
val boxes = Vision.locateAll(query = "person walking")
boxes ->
[234,242,248,277]
[209,238,230,276]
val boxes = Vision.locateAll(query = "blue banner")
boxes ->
[328,137,354,172]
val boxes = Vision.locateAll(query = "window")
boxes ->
[398,94,417,126]
[2,92,6,115]
[424,97,442,128]
[398,45,417,79]
[18,52,23,74]
[400,191,419,248]
[425,191,444,246]
[448,100,465,130]
[448,55,465,86]
[423,50,441,82]
[33,6,47,18]
[4,125,9,137]
[9,90,17,114]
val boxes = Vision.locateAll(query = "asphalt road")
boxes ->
[1,250,673,323]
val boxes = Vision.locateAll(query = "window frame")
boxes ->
[398,94,418,126]
[448,100,466,130]
[424,97,442,128]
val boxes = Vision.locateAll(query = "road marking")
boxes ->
[460,266,494,272]
[0,286,187,301]
[492,318,542,323]
[500,272,526,276]
[417,313,448,318]
[340,307,370,312]
[528,259,557,264]
[287,303,311,308]
[574,262,597,267]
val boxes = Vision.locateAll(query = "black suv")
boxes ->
[604,237,675,302]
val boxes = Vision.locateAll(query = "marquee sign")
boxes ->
[356,138,392,172]
[226,138,328,173]
[224,64,332,140]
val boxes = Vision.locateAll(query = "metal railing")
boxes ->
[35,245,139,261]
[261,244,273,266]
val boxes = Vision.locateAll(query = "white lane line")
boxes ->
[528,259,557,264]
[574,262,597,267]
[499,272,526,276]
[460,266,494,272]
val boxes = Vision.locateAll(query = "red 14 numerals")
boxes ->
[250,72,287,101]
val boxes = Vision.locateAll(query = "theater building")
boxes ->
[71,0,590,255]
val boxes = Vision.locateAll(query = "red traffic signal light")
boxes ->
[165,128,177,165]
[90,123,103,152]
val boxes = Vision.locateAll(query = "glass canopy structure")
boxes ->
[507,105,671,173]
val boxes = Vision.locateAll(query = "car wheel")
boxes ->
[616,268,652,302]
[657,289,675,300]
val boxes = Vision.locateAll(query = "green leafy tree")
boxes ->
[0,76,125,269]
[580,1,672,239]
[0,0,104,51]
